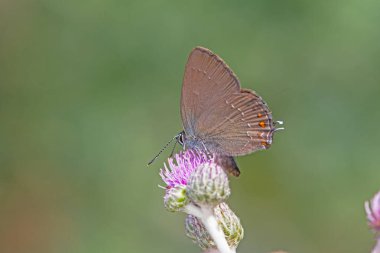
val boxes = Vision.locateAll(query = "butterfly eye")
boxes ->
[177,131,185,146]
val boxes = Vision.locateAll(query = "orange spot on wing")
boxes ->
[259,121,266,128]
[257,113,263,118]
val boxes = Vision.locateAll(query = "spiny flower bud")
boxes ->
[187,162,230,205]
[214,202,244,248]
[185,214,214,250]
[164,185,189,212]
[185,202,244,250]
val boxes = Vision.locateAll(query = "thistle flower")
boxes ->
[160,149,209,189]
[160,149,239,253]
[160,149,210,211]
[185,202,244,250]
[365,190,380,234]
[187,162,230,205]
[365,190,380,253]
[160,149,230,207]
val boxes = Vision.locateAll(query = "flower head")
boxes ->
[187,162,230,205]
[365,190,380,234]
[160,149,209,188]
[159,149,243,252]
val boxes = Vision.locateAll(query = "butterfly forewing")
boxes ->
[181,47,275,156]
[181,47,240,136]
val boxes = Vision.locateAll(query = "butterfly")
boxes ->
[149,47,283,176]
[178,46,283,176]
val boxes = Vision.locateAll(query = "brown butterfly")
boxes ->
[178,47,283,176]
[149,47,283,176]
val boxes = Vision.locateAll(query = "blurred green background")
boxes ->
[1,0,379,252]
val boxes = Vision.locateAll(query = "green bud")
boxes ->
[214,202,244,248]
[164,185,189,212]
[187,163,230,205]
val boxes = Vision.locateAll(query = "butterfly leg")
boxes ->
[214,155,241,177]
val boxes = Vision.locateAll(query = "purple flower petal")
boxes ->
[160,149,210,188]
[365,190,380,232]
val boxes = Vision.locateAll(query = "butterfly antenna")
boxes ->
[274,120,285,131]
[169,138,178,158]
[147,134,179,166]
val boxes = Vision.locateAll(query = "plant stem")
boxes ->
[185,203,235,253]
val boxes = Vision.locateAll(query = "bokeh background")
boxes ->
[1,0,380,252]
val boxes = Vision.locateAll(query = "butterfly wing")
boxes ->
[180,47,275,156]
